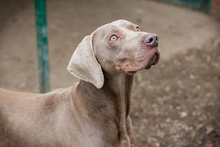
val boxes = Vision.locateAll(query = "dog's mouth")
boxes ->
[126,52,160,75]
[145,52,160,69]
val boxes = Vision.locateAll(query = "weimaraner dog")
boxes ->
[0,20,160,147]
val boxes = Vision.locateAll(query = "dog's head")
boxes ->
[67,20,160,89]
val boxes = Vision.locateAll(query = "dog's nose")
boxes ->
[143,34,158,47]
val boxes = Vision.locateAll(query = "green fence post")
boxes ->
[35,0,50,93]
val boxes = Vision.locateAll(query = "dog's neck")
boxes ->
[76,72,134,118]
[74,73,134,144]
[102,72,134,117]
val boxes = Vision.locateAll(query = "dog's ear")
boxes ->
[67,35,104,89]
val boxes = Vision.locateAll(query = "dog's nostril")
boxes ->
[148,38,153,43]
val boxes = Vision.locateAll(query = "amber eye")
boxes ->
[136,27,140,32]
[110,35,117,41]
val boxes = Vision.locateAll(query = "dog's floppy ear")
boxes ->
[67,34,104,89]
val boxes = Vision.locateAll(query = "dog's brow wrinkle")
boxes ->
[110,29,121,35]
[126,24,135,31]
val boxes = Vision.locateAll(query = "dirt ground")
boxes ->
[132,39,220,147]
[0,0,220,146]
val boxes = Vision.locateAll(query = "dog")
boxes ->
[0,19,160,147]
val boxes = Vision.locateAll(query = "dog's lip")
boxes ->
[148,52,160,66]
[126,71,137,75]
[126,51,160,75]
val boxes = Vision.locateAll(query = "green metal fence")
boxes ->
[156,0,211,13]
[35,0,50,93]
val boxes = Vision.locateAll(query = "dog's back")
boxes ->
[0,87,76,147]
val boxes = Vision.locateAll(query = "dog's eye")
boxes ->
[110,35,117,41]
[136,27,140,32]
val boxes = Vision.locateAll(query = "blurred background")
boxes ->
[0,0,219,146]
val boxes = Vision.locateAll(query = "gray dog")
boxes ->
[0,20,160,147]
